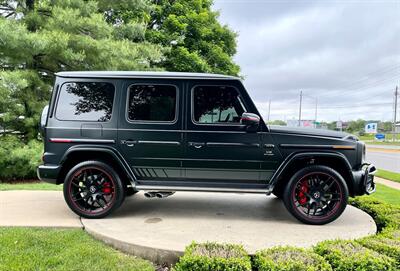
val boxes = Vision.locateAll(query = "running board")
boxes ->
[135,185,272,194]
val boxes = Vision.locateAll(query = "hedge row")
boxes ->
[0,135,43,181]
[174,196,400,271]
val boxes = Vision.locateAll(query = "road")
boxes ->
[366,146,400,173]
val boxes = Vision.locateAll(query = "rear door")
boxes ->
[117,79,183,182]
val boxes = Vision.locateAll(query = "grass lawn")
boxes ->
[369,183,400,206]
[0,181,62,191]
[0,227,154,271]
[375,169,400,183]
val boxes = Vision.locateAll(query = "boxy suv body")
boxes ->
[38,71,376,224]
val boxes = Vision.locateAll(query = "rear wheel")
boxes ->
[283,165,348,225]
[63,160,125,219]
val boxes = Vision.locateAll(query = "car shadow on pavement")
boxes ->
[111,192,298,224]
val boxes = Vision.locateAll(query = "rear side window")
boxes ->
[56,82,115,122]
[193,85,246,124]
[127,84,177,122]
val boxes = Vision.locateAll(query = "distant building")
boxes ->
[396,122,400,133]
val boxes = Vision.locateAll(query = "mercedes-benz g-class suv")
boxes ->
[38,71,376,225]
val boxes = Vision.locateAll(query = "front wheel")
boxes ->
[63,160,125,219]
[283,165,348,225]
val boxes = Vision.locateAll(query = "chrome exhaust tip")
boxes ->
[155,192,175,198]
[144,191,156,198]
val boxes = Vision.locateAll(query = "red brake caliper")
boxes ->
[102,182,112,194]
[298,179,309,205]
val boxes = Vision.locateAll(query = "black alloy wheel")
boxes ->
[63,160,125,219]
[283,165,348,225]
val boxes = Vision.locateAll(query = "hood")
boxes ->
[268,125,354,140]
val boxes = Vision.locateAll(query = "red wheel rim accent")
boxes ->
[68,166,116,216]
[291,172,343,221]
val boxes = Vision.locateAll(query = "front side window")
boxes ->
[128,84,177,122]
[193,85,246,124]
[56,82,115,122]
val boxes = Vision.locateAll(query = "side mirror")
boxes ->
[240,112,260,132]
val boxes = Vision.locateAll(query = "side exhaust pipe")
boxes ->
[156,192,175,198]
[144,191,157,198]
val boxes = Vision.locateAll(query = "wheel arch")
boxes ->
[270,152,356,196]
[57,145,137,187]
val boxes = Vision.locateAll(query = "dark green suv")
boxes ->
[37,71,376,224]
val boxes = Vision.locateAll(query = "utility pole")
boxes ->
[298,90,303,127]
[394,86,398,142]
[314,97,318,128]
[267,99,271,123]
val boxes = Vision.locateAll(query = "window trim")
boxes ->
[125,83,179,124]
[191,84,248,126]
[54,81,116,123]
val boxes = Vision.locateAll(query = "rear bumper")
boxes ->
[37,164,61,184]
[352,163,376,196]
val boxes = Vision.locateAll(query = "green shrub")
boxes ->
[349,196,400,231]
[314,240,396,271]
[173,242,251,271]
[0,135,43,181]
[253,246,332,271]
[358,236,400,268]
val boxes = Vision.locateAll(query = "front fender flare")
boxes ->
[269,151,354,187]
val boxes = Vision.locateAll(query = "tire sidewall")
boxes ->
[283,165,349,225]
[63,160,125,219]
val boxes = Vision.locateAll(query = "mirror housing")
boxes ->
[240,112,260,132]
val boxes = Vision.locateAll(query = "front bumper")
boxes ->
[352,163,377,195]
[37,164,61,184]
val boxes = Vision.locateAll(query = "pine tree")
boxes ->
[0,0,164,139]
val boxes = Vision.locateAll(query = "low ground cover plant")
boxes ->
[173,242,252,271]
[314,240,396,271]
[253,246,332,271]
[357,236,400,268]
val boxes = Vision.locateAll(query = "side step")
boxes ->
[136,185,272,194]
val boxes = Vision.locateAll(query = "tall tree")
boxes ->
[146,0,240,76]
[0,0,164,139]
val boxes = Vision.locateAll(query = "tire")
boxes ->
[283,165,348,225]
[63,160,125,219]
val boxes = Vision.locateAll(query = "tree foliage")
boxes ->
[145,0,240,76]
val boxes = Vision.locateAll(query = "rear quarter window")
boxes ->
[56,82,115,122]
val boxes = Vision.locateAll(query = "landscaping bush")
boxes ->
[0,135,43,181]
[173,242,251,271]
[314,240,396,271]
[349,196,400,231]
[253,246,332,271]
[358,236,400,268]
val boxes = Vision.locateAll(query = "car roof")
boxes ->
[55,71,239,80]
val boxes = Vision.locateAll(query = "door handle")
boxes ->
[189,142,205,149]
[121,140,137,147]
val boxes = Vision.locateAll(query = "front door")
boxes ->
[118,80,183,182]
[183,81,267,186]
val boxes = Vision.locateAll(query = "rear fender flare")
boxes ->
[60,145,137,187]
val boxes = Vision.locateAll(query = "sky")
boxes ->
[213,0,400,122]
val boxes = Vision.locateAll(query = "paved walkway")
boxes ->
[0,191,376,264]
[375,177,400,190]
[0,191,81,228]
